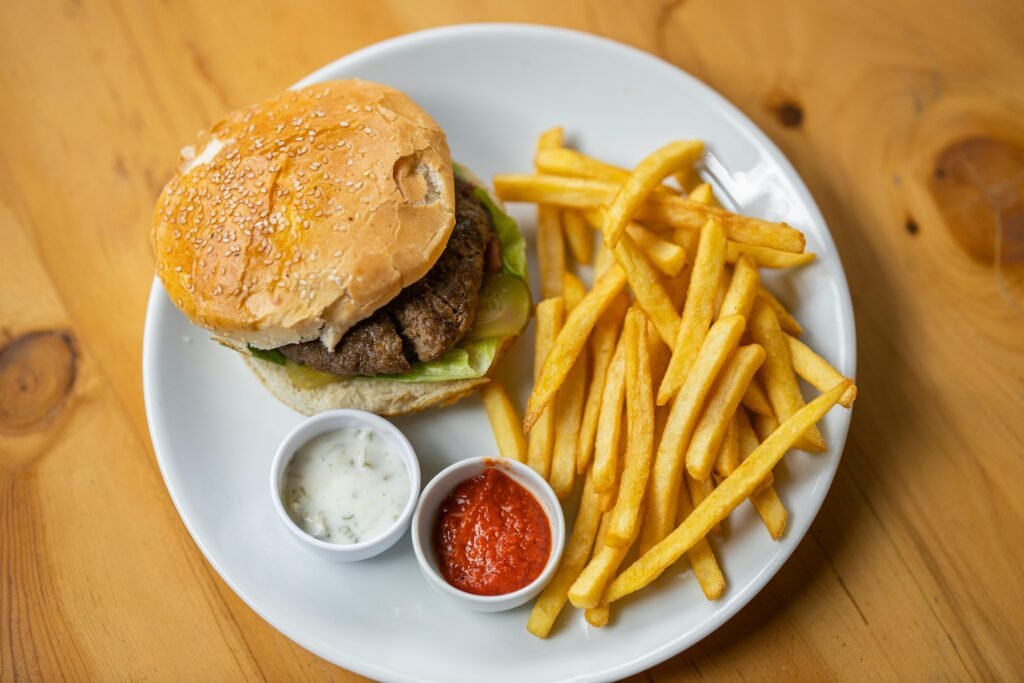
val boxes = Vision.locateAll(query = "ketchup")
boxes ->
[434,467,551,596]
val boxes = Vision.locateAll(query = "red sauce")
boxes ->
[434,467,551,596]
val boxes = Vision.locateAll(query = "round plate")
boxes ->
[144,24,855,683]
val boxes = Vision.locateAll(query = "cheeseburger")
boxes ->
[152,80,530,415]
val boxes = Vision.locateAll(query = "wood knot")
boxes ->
[766,95,804,129]
[928,136,1024,264]
[0,330,77,435]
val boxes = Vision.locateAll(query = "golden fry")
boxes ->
[524,267,628,431]
[713,413,741,478]
[584,210,688,277]
[527,469,604,638]
[754,412,780,442]
[750,301,825,452]
[736,408,774,492]
[569,508,644,609]
[594,241,615,277]
[593,337,627,493]
[603,141,705,247]
[758,288,804,336]
[687,182,719,207]
[639,315,745,551]
[742,376,774,416]
[492,174,806,253]
[718,254,760,320]
[550,343,586,499]
[585,604,610,627]
[675,476,725,599]
[686,471,720,536]
[605,381,849,603]
[627,224,688,276]
[562,271,586,310]
[578,294,629,473]
[606,310,655,547]
[537,206,565,298]
[729,242,815,269]
[614,232,681,346]
[686,344,766,482]
[786,333,857,408]
[536,126,564,151]
[480,381,526,463]
[657,218,727,405]
[526,298,564,478]
[562,209,594,265]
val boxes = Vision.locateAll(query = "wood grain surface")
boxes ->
[2,1,1022,680]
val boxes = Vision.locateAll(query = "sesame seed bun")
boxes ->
[152,79,456,350]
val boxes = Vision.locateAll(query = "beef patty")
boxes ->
[279,177,492,376]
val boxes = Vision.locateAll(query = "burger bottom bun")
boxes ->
[242,337,516,416]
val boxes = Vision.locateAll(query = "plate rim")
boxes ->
[143,22,856,683]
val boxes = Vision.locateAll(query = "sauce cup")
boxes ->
[270,409,420,562]
[411,457,565,612]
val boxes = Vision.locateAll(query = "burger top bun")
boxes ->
[152,79,456,350]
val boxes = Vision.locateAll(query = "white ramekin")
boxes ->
[270,409,420,562]
[411,457,565,612]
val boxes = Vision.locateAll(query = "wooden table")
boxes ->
[2,1,1022,680]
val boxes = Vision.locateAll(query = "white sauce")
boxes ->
[283,428,410,545]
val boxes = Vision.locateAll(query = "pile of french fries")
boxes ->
[479,128,857,638]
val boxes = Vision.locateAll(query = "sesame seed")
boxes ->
[339,121,350,127]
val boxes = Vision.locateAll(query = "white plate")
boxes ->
[144,24,855,683]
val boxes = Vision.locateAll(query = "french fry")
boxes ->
[613,232,681,346]
[758,288,804,336]
[750,301,825,452]
[657,218,727,405]
[534,147,679,196]
[583,210,688,277]
[594,242,614,277]
[593,336,627,493]
[578,294,629,473]
[526,298,564,478]
[536,126,564,150]
[480,381,526,463]
[749,484,787,541]
[492,174,806,254]
[742,376,774,416]
[713,413,741,478]
[537,206,565,298]
[675,228,816,270]
[605,310,655,547]
[569,507,644,608]
[639,316,745,551]
[686,471,721,536]
[534,128,566,300]
[736,408,773,491]
[687,182,719,207]
[686,344,766,481]
[524,267,629,431]
[754,412,780,442]
[627,224,687,276]
[585,604,610,627]
[550,343,587,499]
[729,242,815,269]
[675,166,703,194]
[527,469,604,638]
[735,408,786,539]
[713,268,730,318]
[603,141,705,247]
[786,333,857,408]
[563,209,593,265]
[718,254,760,320]
[605,381,850,603]
[562,271,586,310]
[675,476,725,599]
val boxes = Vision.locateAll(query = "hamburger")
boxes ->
[152,80,530,415]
